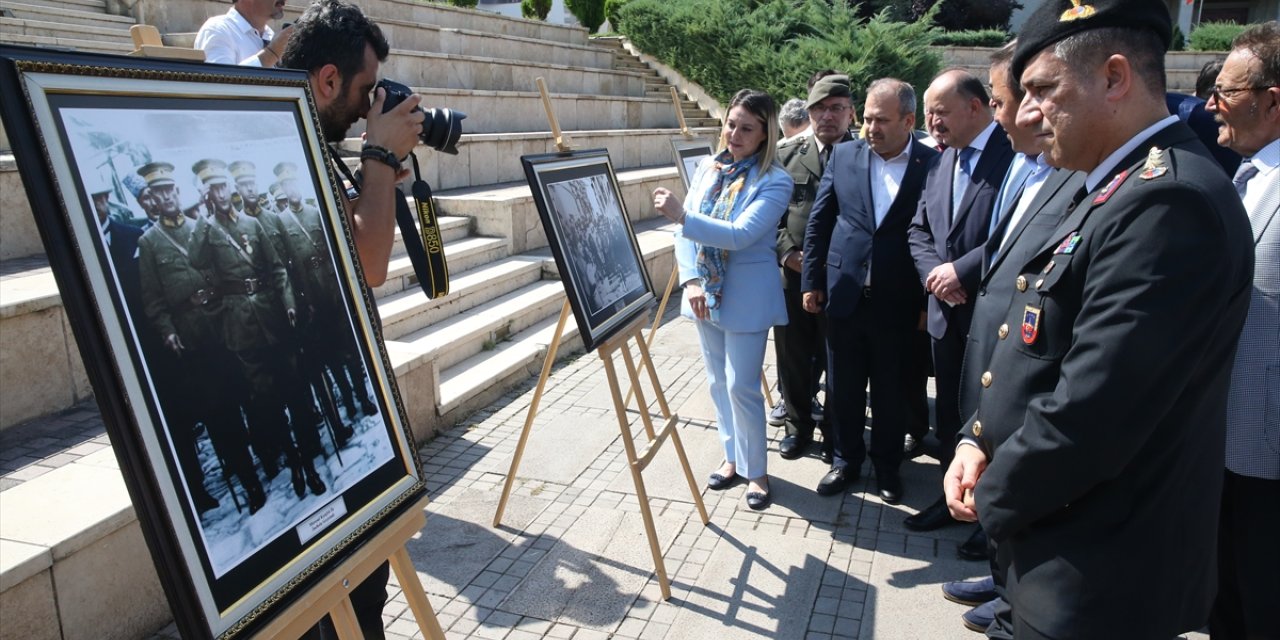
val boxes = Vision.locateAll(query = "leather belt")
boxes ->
[220,278,262,296]
[178,287,219,312]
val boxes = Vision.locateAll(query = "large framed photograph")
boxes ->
[0,47,425,639]
[670,137,715,188]
[521,149,654,352]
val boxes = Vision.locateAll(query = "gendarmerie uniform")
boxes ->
[963,120,1253,638]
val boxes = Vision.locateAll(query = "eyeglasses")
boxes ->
[1211,85,1269,102]
[809,104,851,116]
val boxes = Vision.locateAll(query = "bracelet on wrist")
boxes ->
[360,143,402,173]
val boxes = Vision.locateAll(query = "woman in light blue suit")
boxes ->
[652,89,793,510]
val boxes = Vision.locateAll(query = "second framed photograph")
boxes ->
[0,46,425,639]
[521,149,655,352]
[670,137,715,189]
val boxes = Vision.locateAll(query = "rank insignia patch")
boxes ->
[1140,146,1169,180]
[1022,305,1041,345]
[1093,169,1129,205]
[1054,232,1082,255]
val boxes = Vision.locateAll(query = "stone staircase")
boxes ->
[1,2,720,637]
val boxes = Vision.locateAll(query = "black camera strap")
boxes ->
[329,147,450,299]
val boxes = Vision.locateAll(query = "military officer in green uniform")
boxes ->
[136,161,267,515]
[269,181,288,213]
[187,158,328,499]
[276,161,378,422]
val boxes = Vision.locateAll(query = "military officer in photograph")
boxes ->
[136,161,267,515]
[230,160,290,261]
[186,158,329,500]
[943,2,1255,638]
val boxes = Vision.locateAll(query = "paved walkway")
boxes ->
[2,312,1210,640]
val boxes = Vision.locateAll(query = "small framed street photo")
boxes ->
[0,46,426,639]
[669,137,714,189]
[521,149,655,352]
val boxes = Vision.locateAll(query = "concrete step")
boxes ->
[378,48,647,97]
[433,165,685,255]
[392,278,566,373]
[0,30,132,53]
[0,1,133,27]
[393,87,684,135]
[432,217,676,421]
[0,16,132,44]
[372,234,509,299]
[3,0,103,12]
[1,155,43,262]
[377,254,545,344]
[335,126,718,192]
[390,213,471,257]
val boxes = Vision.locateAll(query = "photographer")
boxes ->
[280,0,423,288]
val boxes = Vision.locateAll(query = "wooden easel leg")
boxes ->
[632,334,709,525]
[633,328,673,419]
[327,598,364,640]
[624,263,680,410]
[494,301,572,527]
[390,547,447,640]
[761,371,774,408]
[601,345,673,600]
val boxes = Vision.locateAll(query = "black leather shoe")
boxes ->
[820,445,833,465]
[876,471,903,505]
[817,466,856,496]
[746,491,771,510]
[707,471,739,491]
[778,433,812,460]
[904,496,960,531]
[957,527,989,561]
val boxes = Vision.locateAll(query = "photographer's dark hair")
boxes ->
[281,0,389,83]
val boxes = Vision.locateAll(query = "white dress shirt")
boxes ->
[194,7,274,67]
[865,141,912,284]
[999,153,1053,250]
[1240,137,1280,218]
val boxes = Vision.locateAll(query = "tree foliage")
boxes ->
[856,0,1021,31]
[1188,21,1246,52]
[522,0,552,20]
[616,0,942,116]
[566,0,607,33]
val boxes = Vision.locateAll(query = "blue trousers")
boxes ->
[695,321,769,479]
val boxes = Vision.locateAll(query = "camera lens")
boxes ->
[376,79,466,155]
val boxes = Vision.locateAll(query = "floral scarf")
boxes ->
[695,150,757,315]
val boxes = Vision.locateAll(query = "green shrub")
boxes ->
[604,0,629,30]
[932,29,1011,47]
[1189,21,1246,52]
[522,0,551,20]
[443,0,478,7]
[858,0,1021,31]
[567,0,607,33]
[616,0,942,118]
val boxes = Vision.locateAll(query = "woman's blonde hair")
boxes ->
[718,88,780,170]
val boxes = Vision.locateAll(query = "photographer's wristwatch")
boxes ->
[360,143,402,173]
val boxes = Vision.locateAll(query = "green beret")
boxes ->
[1011,0,1172,80]
[807,75,852,110]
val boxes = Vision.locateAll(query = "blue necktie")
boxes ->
[1233,160,1258,199]
[990,156,1033,237]
[952,146,976,218]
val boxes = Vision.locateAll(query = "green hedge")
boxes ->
[616,0,942,114]
[567,0,607,33]
[522,0,551,20]
[932,29,1011,48]
[1188,21,1246,52]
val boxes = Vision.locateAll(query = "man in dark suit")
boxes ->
[944,2,1254,637]
[906,69,1014,532]
[774,74,855,463]
[802,78,938,503]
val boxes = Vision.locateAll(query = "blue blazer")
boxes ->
[675,156,793,332]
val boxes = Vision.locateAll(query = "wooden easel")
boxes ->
[250,495,445,640]
[630,88,774,411]
[126,44,445,639]
[492,83,710,601]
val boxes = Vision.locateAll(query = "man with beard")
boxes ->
[186,158,328,501]
[802,78,938,504]
[136,161,267,515]
[279,3,422,637]
[945,1,1254,636]
[195,0,293,68]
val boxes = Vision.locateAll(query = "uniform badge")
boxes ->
[1139,146,1169,180]
[1093,170,1129,205]
[1059,0,1096,21]
[1054,232,1082,255]
[241,233,253,255]
[1022,305,1041,345]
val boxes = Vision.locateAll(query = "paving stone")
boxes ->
[856,544,985,640]
[604,418,721,503]
[504,410,619,486]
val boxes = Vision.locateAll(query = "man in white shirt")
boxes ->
[194,0,293,67]
[1203,20,1280,640]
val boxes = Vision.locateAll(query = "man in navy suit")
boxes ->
[802,78,939,503]
[906,69,1013,531]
